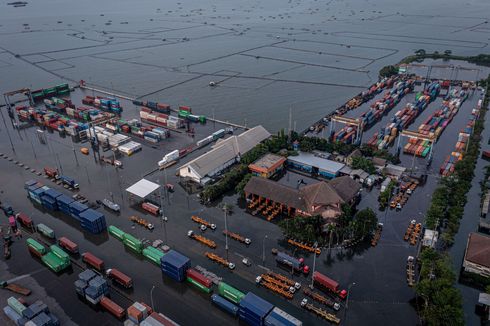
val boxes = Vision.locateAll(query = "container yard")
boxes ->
[0,56,488,326]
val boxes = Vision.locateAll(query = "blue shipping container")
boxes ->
[264,307,302,326]
[212,294,239,317]
[239,292,274,326]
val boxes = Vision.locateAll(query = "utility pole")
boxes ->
[310,242,318,289]
[262,235,268,266]
[224,208,229,261]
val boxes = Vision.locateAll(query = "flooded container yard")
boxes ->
[1,0,490,325]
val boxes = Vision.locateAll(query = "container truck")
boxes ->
[60,175,79,189]
[82,252,104,271]
[58,237,79,254]
[142,202,161,216]
[313,271,347,299]
[44,167,59,179]
[106,268,133,288]
[37,223,55,238]
[275,251,310,274]
[16,212,33,228]
[100,296,126,319]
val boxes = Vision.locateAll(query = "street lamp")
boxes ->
[150,285,156,311]
[224,207,229,261]
[309,242,319,289]
[344,282,356,323]
[262,235,268,265]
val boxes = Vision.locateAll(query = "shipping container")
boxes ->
[239,292,274,326]
[37,223,55,238]
[16,212,33,228]
[58,236,79,254]
[82,252,104,271]
[211,294,239,317]
[265,307,302,326]
[106,268,133,288]
[100,296,125,319]
[186,268,212,288]
[313,271,347,299]
[108,225,125,241]
[218,282,245,304]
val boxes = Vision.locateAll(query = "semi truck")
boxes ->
[106,268,133,288]
[313,271,348,299]
[60,175,79,189]
[275,251,309,274]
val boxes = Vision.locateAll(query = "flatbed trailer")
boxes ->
[188,231,216,248]
[301,299,340,324]
[287,239,321,255]
[205,252,234,270]
[191,215,216,230]
[303,288,340,311]
[0,281,31,296]
[223,230,251,245]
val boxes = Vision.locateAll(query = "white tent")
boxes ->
[126,179,160,199]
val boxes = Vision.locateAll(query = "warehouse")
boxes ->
[248,153,286,179]
[287,152,345,179]
[463,233,490,278]
[178,126,271,185]
[244,176,360,223]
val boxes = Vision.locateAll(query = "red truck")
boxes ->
[313,272,348,300]
[16,213,33,228]
[106,268,133,288]
[100,296,125,319]
[82,252,104,271]
[58,237,79,254]
[142,202,161,216]
[44,167,59,179]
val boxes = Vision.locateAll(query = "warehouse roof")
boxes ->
[464,232,490,268]
[329,176,362,202]
[249,153,286,173]
[126,179,160,198]
[287,152,345,173]
[302,182,343,207]
[180,126,271,180]
[244,177,305,210]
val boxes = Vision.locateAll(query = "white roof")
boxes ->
[126,179,160,198]
[288,152,345,173]
[180,125,271,180]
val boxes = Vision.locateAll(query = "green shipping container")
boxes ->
[37,224,55,238]
[56,83,69,91]
[178,110,190,118]
[187,277,212,293]
[26,238,47,255]
[217,282,244,304]
[124,241,142,254]
[108,225,125,241]
[142,247,164,265]
[50,245,70,263]
[199,116,206,123]
[7,297,26,316]
[123,233,143,249]
[42,252,64,272]
[32,92,44,100]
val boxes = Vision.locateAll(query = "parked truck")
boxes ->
[142,202,161,216]
[60,175,79,189]
[313,271,347,300]
[15,212,33,228]
[58,237,79,254]
[106,268,133,288]
[44,167,59,179]
[82,252,104,271]
[275,251,309,275]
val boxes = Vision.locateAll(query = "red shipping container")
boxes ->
[179,105,191,112]
[157,103,170,110]
[141,107,152,113]
[16,212,33,228]
[28,246,42,258]
[127,306,143,322]
[100,297,125,319]
[186,268,212,288]
[82,252,104,271]
[107,268,133,288]
[58,237,79,254]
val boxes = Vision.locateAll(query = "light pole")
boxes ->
[344,282,356,323]
[262,235,268,265]
[150,285,155,311]
[161,215,168,244]
[224,208,229,261]
[309,242,318,289]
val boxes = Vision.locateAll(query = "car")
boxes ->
[242,258,251,266]
[102,198,120,212]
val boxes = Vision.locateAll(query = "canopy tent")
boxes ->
[126,179,160,199]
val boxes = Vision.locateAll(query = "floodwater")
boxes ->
[1,0,490,325]
[1,0,490,133]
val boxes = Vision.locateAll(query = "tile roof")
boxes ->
[465,232,490,268]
